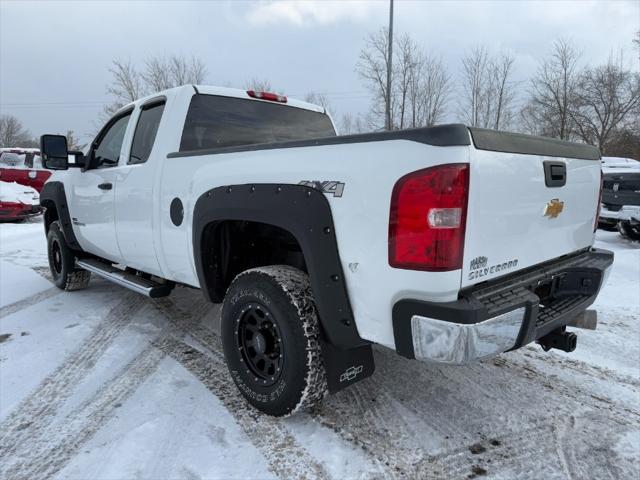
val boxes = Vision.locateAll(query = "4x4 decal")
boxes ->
[299,180,345,198]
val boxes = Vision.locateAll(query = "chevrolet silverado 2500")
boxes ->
[39,85,614,416]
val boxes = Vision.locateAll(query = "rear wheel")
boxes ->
[618,221,640,241]
[221,265,327,416]
[47,221,91,290]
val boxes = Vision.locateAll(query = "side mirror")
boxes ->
[40,134,69,170]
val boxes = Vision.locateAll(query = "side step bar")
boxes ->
[76,259,173,298]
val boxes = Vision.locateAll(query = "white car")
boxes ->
[38,85,613,416]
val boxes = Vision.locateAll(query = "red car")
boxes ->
[0,149,49,222]
[0,180,42,221]
[0,148,52,192]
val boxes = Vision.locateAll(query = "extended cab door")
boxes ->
[71,109,133,263]
[113,98,166,277]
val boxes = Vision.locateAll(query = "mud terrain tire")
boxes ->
[221,265,327,416]
[47,220,91,291]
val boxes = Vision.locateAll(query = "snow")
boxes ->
[0,219,638,479]
[0,181,40,205]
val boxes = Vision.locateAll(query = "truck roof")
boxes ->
[120,84,326,115]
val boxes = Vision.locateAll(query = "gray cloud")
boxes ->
[1,0,638,143]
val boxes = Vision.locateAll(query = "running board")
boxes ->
[76,259,173,298]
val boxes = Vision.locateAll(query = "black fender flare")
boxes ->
[192,183,365,350]
[39,181,83,251]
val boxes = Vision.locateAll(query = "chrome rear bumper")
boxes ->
[410,308,526,364]
[393,248,614,364]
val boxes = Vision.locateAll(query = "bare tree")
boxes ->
[358,29,451,130]
[0,115,33,147]
[357,28,395,129]
[105,59,143,115]
[141,57,172,93]
[394,34,419,129]
[65,130,83,151]
[525,39,581,140]
[459,46,490,127]
[490,52,517,130]
[409,53,451,127]
[104,55,207,120]
[571,55,640,152]
[244,78,279,93]
[304,92,335,116]
[338,112,370,135]
[142,55,207,92]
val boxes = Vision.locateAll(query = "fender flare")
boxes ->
[192,183,365,350]
[39,181,83,251]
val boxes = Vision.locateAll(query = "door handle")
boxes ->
[543,161,566,188]
[98,182,112,190]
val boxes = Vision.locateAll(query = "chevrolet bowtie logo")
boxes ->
[544,199,564,219]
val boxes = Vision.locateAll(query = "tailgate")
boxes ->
[461,128,601,289]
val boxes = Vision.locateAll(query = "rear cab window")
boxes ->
[130,99,166,164]
[179,94,335,152]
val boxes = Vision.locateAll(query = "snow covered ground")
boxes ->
[0,218,638,480]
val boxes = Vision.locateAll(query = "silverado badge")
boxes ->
[544,199,564,219]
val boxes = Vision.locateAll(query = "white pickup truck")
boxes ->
[39,85,613,416]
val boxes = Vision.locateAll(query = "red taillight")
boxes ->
[389,164,469,271]
[247,90,287,103]
[594,169,603,232]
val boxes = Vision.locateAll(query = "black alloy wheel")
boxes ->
[236,302,284,387]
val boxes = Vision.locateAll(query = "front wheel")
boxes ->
[47,221,91,290]
[221,265,327,416]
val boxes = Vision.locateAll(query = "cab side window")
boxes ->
[93,112,132,168]
[129,101,165,165]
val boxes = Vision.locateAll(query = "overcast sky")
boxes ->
[1,0,638,143]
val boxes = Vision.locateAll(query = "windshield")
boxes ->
[179,94,336,152]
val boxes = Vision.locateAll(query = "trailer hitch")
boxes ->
[537,327,577,353]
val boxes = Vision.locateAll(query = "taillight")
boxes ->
[247,90,287,103]
[594,169,603,232]
[389,164,469,271]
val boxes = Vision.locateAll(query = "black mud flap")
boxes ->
[320,342,375,394]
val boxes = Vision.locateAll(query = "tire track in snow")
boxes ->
[307,341,640,480]
[3,344,166,480]
[154,335,330,480]
[310,384,444,480]
[0,294,207,479]
[0,292,144,462]
[0,287,61,319]
[1,292,328,480]
[431,410,633,480]
[153,296,331,479]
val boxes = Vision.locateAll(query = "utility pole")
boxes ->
[385,0,394,131]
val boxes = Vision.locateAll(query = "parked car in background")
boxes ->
[599,156,640,241]
[0,148,52,192]
[0,180,42,221]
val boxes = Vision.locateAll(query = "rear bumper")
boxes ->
[393,248,614,364]
[0,203,43,221]
[599,204,640,223]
